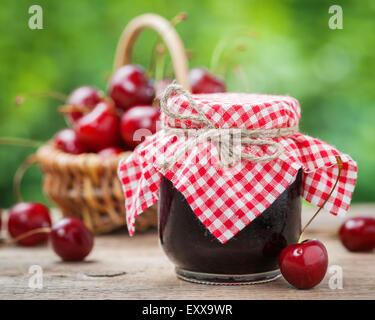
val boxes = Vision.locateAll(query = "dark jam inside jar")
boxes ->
[158,170,302,284]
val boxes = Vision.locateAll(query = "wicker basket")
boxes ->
[33,14,190,234]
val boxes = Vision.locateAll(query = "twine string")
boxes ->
[160,83,299,169]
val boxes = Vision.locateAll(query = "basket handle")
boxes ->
[113,13,190,91]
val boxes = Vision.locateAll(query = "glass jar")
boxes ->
[158,171,302,285]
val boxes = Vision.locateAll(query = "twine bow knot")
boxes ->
[160,83,298,169]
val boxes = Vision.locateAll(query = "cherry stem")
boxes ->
[58,104,92,114]
[13,155,38,203]
[233,65,250,92]
[164,49,194,80]
[0,227,51,248]
[154,44,166,83]
[219,44,246,76]
[0,137,43,148]
[210,29,255,75]
[147,12,188,77]
[0,140,40,203]
[298,156,343,243]
[14,91,67,105]
[170,12,188,26]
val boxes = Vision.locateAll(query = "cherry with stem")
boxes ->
[0,217,94,261]
[279,156,343,290]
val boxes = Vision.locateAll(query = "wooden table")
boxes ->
[0,204,374,300]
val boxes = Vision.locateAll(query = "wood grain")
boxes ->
[0,204,374,300]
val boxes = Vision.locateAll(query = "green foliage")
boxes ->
[0,0,374,207]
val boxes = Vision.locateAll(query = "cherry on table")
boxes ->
[66,86,102,124]
[54,128,86,154]
[8,202,52,246]
[278,239,328,289]
[109,64,155,111]
[51,217,94,261]
[189,67,226,94]
[75,101,121,152]
[97,146,125,157]
[120,105,160,149]
[339,217,375,252]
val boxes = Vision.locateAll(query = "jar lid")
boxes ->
[118,84,357,244]
[162,92,300,130]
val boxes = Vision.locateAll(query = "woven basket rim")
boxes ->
[36,142,132,169]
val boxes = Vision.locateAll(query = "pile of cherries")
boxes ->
[0,65,225,261]
[1,202,93,261]
[54,65,226,155]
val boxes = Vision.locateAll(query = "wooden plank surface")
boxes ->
[0,204,374,300]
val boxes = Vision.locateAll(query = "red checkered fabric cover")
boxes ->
[118,92,357,244]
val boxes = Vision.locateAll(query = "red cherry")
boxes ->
[8,202,52,246]
[75,101,121,152]
[54,128,86,154]
[109,65,155,110]
[189,67,226,94]
[97,146,125,157]
[278,239,328,289]
[339,217,375,252]
[120,105,160,149]
[66,86,102,123]
[51,217,94,261]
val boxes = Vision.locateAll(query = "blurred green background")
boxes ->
[0,0,374,208]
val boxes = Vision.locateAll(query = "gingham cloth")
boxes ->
[118,92,357,244]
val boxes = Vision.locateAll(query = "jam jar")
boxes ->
[118,86,357,286]
[158,171,302,284]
